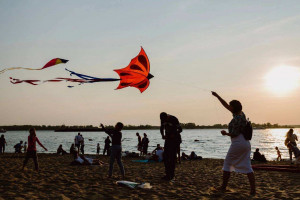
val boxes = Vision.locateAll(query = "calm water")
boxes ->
[2,129,298,160]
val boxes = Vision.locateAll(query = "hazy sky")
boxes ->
[1,1,300,126]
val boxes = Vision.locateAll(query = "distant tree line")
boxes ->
[0,122,298,131]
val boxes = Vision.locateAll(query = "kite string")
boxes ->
[159,78,211,92]
[160,78,225,125]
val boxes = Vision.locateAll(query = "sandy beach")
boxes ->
[0,153,299,200]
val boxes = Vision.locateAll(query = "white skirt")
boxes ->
[223,134,253,174]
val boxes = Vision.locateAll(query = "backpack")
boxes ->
[243,119,253,140]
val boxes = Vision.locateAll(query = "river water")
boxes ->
[1,128,298,160]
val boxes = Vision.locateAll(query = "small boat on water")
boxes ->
[0,129,6,133]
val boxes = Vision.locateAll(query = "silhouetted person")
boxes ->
[136,132,142,155]
[160,112,182,181]
[101,123,125,178]
[74,133,82,152]
[97,143,100,155]
[212,91,255,195]
[22,128,47,171]
[285,129,298,164]
[142,133,149,155]
[80,134,85,155]
[103,136,111,156]
[253,149,266,162]
[70,144,76,155]
[0,134,7,153]
[23,142,27,153]
[57,144,67,155]
[14,141,23,153]
[275,146,282,161]
[287,142,300,166]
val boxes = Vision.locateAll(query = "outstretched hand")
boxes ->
[211,91,219,97]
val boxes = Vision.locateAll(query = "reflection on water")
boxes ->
[2,129,298,160]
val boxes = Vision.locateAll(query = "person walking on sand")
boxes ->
[103,136,111,156]
[275,146,282,161]
[160,112,182,181]
[0,134,7,153]
[284,129,298,164]
[100,123,125,178]
[142,133,149,155]
[212,92,255,195]
[136,132,142,155]
[22,128,48,172]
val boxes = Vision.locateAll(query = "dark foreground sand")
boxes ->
[0,153,300,200]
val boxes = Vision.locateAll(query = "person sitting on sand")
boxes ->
[287,142,300,166]
[22,128,47,172]
[71,151,104,166]
[151,144,164,162]
[253,148,267,162]
[181,152,189,160]
[14,141,23,153]
[101,122,125,178]
[212,91,255,195]
[70,144,76,155]
[57,144,67,155]
[190,151,202,160]
[275,146,282,161]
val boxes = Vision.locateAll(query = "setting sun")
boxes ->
[265,66,300,95]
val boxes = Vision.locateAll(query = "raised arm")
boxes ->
[100,124,112,137]
[211,91,233,113]
[36,137,48,151]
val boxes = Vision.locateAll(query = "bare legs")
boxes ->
[220,171,256,195]
[247,172,256,195]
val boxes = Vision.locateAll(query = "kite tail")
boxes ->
[65,68,120,82]
[0,67,41,74]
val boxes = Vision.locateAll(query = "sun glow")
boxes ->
[265,66,300,96]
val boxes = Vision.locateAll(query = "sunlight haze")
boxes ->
[1,1,300,126]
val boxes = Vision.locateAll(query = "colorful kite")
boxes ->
[8,47,154,93]
[0,58,68,74]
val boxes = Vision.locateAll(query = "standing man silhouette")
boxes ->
[160,112,182,181]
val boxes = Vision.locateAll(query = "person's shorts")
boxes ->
[75,144,80,148]
[26,150,37,159]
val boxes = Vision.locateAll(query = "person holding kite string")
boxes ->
[212,92,255,195]
[100,123,125,178]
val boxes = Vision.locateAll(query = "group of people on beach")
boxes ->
[136,132,150,155]
[2,91,300,196]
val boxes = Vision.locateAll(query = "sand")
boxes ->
[0,153,300,200]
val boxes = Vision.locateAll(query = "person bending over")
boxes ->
[160,112,182,181]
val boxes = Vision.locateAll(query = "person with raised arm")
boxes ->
[100,123,125,178]
[160,112,182,181]
[212,91,255,195]
[22,128,47,172]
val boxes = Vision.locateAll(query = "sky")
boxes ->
[1,0,300,126]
